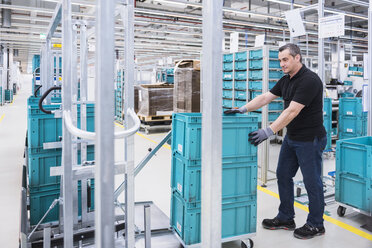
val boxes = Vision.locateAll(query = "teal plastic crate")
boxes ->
[27,102,95,153]
[250,91,262,99]
[268,101,283,111]
[5,89,13,102]
[249,50,278,59]
[336,137,372,179]
[343,80,353,86]
[223,71,233,80]
[172,154,257,204]
[223,90,233,99]
[340,92,355,98]
[234,51,247,61]
[0,86,2,105]
[249,60,280,69]
[234,81,247,90]
[338,132,359,140]
[171,192,256,246]
[349,66,358,71]
[249,70,283,80]
[249,112,281,122]
[28,146,95,189]
[234,91,247,100]
[223,54,234,63]
[30,180,95,226]
[223,62,234,71]
[338,116,367,136]
[235,61,247,70]
[222,99,233,108]
[234,100,246,108]
[32,55,40,72]
[235,71,247,81]
[323,98,332,117]
[248,81,277,90]
[172,113,258,161]
[335,173,371,213]
[339,97,365,117]
[223,80,233,90]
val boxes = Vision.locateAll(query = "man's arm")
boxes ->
[269,100,305,133]
[244,91,279,112]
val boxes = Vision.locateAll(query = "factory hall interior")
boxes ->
[1,0,372,247]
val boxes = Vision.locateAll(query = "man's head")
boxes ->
[278,43,302,75]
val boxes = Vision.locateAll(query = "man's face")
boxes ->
[278,49,301,74]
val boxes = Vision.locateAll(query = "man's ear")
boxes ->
[295,54,301,62]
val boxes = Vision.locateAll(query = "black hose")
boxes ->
[38,86,62,114]
[34,85,42,97]
[356,90,363,97]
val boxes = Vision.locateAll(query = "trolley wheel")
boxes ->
[241,239,254,248]
[337,206,346,217]
[296,187,301,197]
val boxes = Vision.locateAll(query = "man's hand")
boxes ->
[224,106,247,114]
[248,127,274,146]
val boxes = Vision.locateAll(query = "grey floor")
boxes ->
[1,78,372,247]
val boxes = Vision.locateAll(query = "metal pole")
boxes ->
[318,0,325,83]
[337,39,341,79]
[43,227,51,248]
[46,39,52,104]
[95,0,115,246]
[289,0,294,43]
[80,23,89,226]
[368,0,372,135]
[62,0,74,247]
[201,1,223,247]
[260,46,269,186]
[144,204,151,248]
[122,0,136,247]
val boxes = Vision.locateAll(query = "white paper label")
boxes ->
[254,34,265,47]
[346,111,353,115]
[177,222,182,232]
[178,144,183,153]
[346,128,353,133]
[323,111,326,115]
[177,183,183,192]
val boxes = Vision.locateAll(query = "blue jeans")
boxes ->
[276,135,327,228]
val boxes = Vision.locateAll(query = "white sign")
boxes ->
[254,34,265,47]
[285,9,306,38]
[319,14,345,39]
[363,53,369,79]
[230,32,239,53]
[158,59,163,66]
[362,84,369,112]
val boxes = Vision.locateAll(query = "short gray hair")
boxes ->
[279,43,302,63]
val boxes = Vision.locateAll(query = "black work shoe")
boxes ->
[294,223,325,239]
[262,217,296,230]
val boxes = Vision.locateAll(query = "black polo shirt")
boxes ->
[270,65,326,141]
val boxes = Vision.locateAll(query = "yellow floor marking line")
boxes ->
[257,185,372,241]
[114,122,171,150]
[0,114,5,123]
[115,123,372,242]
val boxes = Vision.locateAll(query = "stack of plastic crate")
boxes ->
[323,98,332,150]
[222,53,234,109]
[247,48,283,123]
[335,136,372,215]
[4,89,13,103]
[338,97,367,140]
[234,51,248,109]
[170,113,258,246]
[27,96,96,225]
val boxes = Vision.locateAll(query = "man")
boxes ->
[225,43,327,239]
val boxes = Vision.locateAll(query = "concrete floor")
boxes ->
[1,77,372,247]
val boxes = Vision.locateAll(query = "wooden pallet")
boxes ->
[137,114,172,122]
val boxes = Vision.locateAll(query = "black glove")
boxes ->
[248,127,274,146]
[224,106,247,114]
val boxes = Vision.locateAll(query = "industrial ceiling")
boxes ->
[0,0,369,72]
